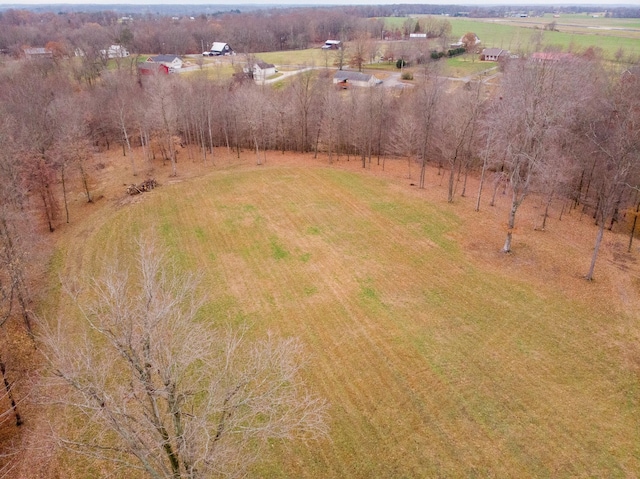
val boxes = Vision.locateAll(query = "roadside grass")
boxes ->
[50,158,640,478]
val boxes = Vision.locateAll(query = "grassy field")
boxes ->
[381,16,640,61]
[256,48,330,67]
[46,148,640,478]
[449,17,640,60]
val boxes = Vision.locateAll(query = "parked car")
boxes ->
[202,51,220,57]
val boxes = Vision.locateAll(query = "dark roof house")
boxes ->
[481,48,508,61]
[210,42,233,55]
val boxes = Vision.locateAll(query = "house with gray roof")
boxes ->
[147,55,183,70]
[333,71,381,88]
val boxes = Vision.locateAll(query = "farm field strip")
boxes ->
[53,163,640,478]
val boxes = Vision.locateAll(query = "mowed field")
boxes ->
[46,149,640,478]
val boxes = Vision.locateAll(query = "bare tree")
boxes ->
[486,58,582,253]
[580,73,640,280]
[415,64,443,189]
[39,241,328,479]
[287,70,318,153]
[349,33,370,72]
[438,82,484,203]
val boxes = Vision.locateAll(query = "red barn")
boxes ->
[138,62,169,75]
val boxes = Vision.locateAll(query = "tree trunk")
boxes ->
[628,199,640,253]
[502,190,519,253]
[419,157,427,189]
[540,191,553,231]
[0,359,22,427]
[586,220,605,281]
[475,148,489,212]
[123,125,137,176]
[447,160,456,203]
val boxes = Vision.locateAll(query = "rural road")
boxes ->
[179,55,500,88]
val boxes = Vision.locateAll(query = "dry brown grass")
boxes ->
[12,144,640,478]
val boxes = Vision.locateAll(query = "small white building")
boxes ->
[249,61,277,83]
[102,44,130,59]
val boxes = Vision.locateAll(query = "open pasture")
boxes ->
[381,16,640,61]
[49,149,640,478]
[449,17,640,60]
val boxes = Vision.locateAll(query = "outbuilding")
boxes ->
[249,61,277,82]
[333,71,381,88]
[322,40,342,50]
[481,48,507,61]
[207,42,233,56]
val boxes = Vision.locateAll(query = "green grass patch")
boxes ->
[443,56,497,77]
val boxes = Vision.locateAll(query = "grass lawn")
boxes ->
[256,48,330,67]
[443,56,497,77]
[48,149,640,478]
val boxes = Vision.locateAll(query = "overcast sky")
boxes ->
[0,0,632,5]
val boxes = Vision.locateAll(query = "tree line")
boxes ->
[0,27,639,477]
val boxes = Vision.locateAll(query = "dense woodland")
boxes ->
[0,5,640,478]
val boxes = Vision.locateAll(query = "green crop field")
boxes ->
[49,158,640,478]
[381,15,640,61]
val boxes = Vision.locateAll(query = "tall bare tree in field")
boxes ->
[103,72,142,177]
[147,75,180,176]
[39,241,328,479]
[288,69,318,153]
[486,58,582,253]
[415,64,443,189]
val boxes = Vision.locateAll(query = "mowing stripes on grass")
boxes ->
[55,166,640,478]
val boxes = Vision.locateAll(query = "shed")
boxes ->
[250,61,277,82]
[333,71,380,88]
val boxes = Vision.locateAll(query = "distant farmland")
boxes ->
[383,15,640,61]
